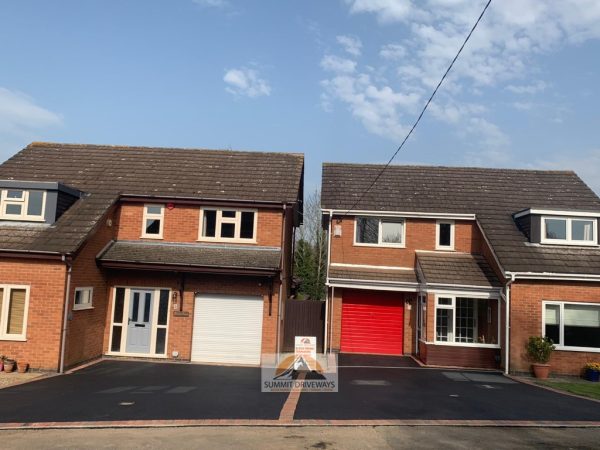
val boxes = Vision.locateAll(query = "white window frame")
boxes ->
[542,300,600,353]
[0,189,46,221]
[73,287,94,311]
[541,216,597,246]
[0,285,30,341]
[353,217,406,248]
[436,220,455,250]
[141,204,164,239]
[433,293,500,348]
[198,208,258,243]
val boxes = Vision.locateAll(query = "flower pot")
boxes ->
[585,369,600,382]
[532,363,550,379]
[3,360,15,373]
[17,362,29,374]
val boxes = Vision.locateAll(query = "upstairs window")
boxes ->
[142,204,164,238]
[0,189,46,221]
[355,217,405,247]
[542,216,596,245]
[436,220,455,250]
[199,208,257,242]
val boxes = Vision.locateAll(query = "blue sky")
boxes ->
[1,0,599,193]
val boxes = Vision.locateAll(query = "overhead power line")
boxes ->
[340,0,492,218]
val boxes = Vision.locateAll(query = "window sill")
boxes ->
[0,337,27,342]
[554,345,600,353]
[73,306,94,311]
[435,246,455,251]
[140,235,164,240]
[431,341,500,349]
[197,238,257,245]
[353,242,406,249]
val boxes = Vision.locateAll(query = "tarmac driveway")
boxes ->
[0,360,287,423]
[1,358,600,424]
[296,363,600,421]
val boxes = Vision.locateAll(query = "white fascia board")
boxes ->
[322,209,475,220]
[421,283,502,298]
[514,209,600,219]
[507,271,600,282]
[326,279,420,292]
[330,262,414,271]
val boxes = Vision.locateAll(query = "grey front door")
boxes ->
[126,290,154,354]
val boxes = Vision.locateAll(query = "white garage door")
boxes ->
[191,294,264,365]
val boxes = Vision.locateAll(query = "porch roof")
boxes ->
[97,240,281,274]
[416,252,501,288]
[329,266,418,284]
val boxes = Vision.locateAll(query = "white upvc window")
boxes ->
[73,287,94,310]
[543,301,600,352]
[436,220,455,250]
[541,216,597,246]
[354,216,406,247]
[142,204,164,239]
[0,285,30,341]
[0,189,46,221]
[198,208,257,243]
[434,294,500,347]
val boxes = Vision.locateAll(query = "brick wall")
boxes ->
[0,258,66,370]
[510,280,600,375]
[65,208,116,368]
[115,202,284,247]
[330,216,480,267]
[104,270,279,362]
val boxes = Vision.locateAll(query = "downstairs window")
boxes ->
[435,295,499,345]
[544,302,600,350]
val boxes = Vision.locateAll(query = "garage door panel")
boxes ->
[192,294,264,365]
[341,290,404,355]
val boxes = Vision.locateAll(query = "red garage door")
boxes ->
[341,290,404,355]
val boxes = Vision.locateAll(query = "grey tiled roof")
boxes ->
[0,142,303,254]
[322,164,600,275]
[98,241,281,271]
[329,266,418,284]
[417,252,501,288]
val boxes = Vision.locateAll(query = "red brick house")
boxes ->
[0,142,303,371]
[322,164,600,375]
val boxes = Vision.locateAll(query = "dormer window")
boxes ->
[542,216,596,245]
[0,189,46,221]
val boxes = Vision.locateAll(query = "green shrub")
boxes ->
[526,336,555,364]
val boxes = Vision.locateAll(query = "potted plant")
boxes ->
[3,358,15,373]
[584,362,600,382]
[17,361,29,374]
[0,355,4,372]
[526,336,555,379]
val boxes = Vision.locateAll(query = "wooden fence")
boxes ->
[282,299,325,353]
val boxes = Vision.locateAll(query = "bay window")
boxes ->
[355,216,405,247]
[544,301,600,350]
[199,208,257,242]
[435,295,499,346]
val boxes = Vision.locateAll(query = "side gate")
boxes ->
[283,299,325,353]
